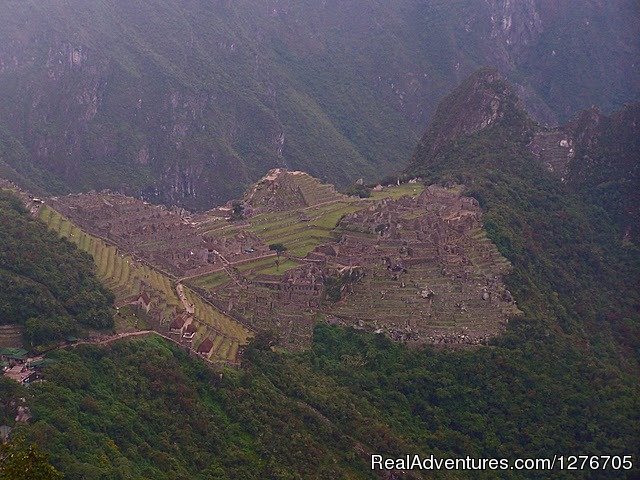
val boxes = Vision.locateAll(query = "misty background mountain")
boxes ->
[0,0,638,210]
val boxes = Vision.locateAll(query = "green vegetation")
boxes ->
[343,182,371,198]
[7,106,636,478]
[39,205,159,304]
[268,243,287,256]
[2,102,638,479]
[4,318,637,479]
[230,201,245,221]
[9,338,378,479]
[0,438,62,480]
[234,257,279,274]
[190,270,231,290]
[568,105,640,242]
[0,191,113,346]
[182,286,252,348]
[255,259,300,276]
[368,183,424,200]
[0,44,637,477]
[248,201,361,257]
[408,82,640,355]
[244,183,425,263]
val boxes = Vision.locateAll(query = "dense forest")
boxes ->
[2,318,636,479]
[0,191,114,346]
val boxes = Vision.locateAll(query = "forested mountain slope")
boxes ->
[0,191,114,346]
[408,68,640,357]
[0,0,637,209]
[410,67,640,243]
[544,104,640,242]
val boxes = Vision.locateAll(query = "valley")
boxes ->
[1,0,637,210]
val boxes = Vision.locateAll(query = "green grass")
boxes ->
[253,259,300,276]
[248,201,361,258]
[39,206,140,302]
[368,183,424,200]
[190,270,231,290]
[235,256,280,273]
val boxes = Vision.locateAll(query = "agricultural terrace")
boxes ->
[186,183,426,290]
[37,205,252,362]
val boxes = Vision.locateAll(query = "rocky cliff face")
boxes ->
[0,0,637,210]
[409,68,525,162]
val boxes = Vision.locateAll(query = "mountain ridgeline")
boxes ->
[0,0,638,210]
[409,67,640,242]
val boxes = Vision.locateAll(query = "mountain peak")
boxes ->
[409,68,525,164]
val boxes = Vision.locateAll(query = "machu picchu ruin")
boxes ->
[2,169,521,363]
[34,202,253,365]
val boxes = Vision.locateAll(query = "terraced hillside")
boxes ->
[182,285,251,362]
[37,175,517,351]
[329,228,518,344]
[244,169,345,213]
[192,182,519,348]
[316,186,520,344]
[247,200,362,258]
[37,205,252,364]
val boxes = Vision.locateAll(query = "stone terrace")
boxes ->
[197,184,520,347]
[319,185,520,345]
[208,263,324,350]
[244,169,344,213]
[43,178,520,351]
[49,192,270,278]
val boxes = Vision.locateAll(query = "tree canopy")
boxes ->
[0,191,114,346]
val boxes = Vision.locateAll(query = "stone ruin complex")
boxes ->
[48,192,271,278]
[21,171,521,355]
[207,184,520,348]
[321,185,519,344]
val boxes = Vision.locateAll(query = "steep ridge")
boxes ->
[409,68,530,163]
[410,68,640,244]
